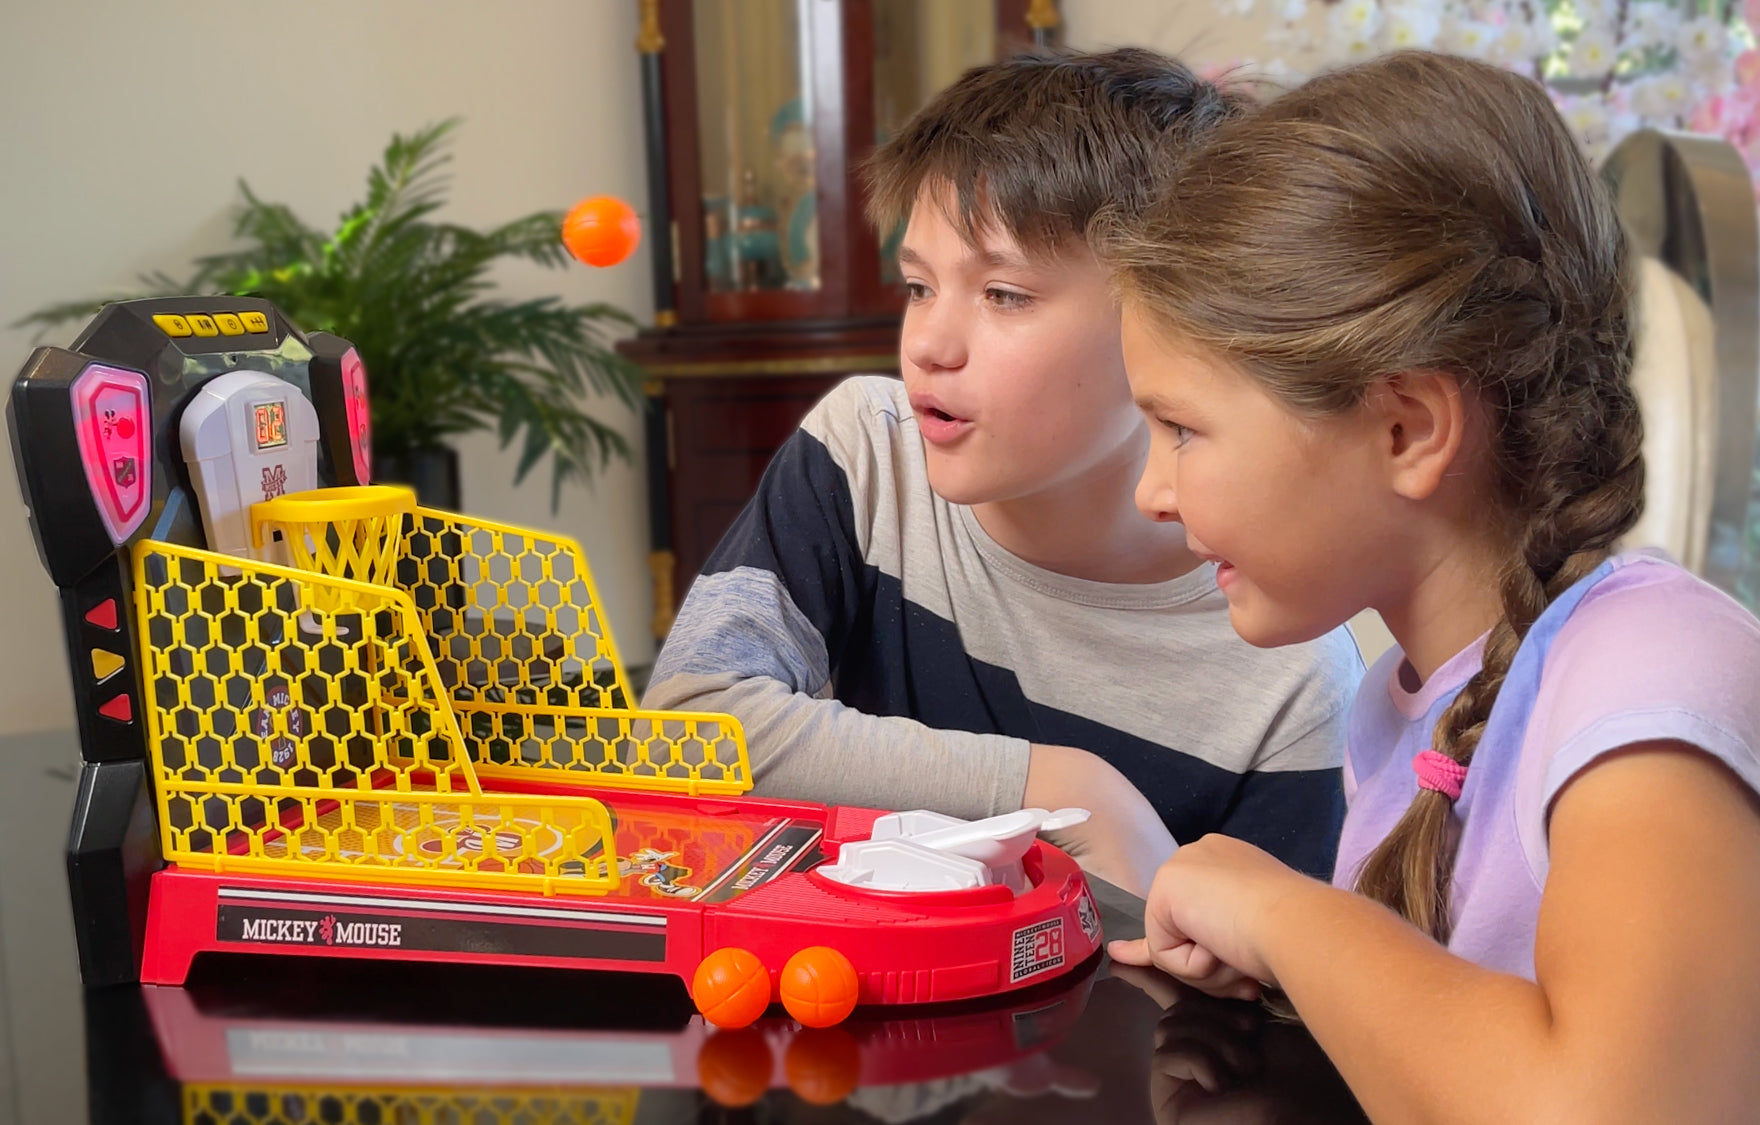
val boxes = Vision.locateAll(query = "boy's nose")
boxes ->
[901,304,967,373]
[1135,471,1180,523]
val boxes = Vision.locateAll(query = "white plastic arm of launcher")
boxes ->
[819,807,1091,892]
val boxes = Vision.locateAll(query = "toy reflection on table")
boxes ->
[81,954,1102,1123]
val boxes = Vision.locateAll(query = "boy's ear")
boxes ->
[1366,370,1471,502]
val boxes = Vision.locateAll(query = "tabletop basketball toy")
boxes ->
[8,293,1103,1030]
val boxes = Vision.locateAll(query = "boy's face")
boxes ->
[895,186,1144,508]
[1120,304,1390,647]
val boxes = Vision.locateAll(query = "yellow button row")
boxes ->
[152,311,271,338]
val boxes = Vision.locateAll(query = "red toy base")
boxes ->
[139,786,1105,1021]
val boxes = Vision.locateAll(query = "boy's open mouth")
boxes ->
[910,395,974,445]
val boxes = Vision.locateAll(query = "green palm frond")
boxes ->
[16,118,640,508]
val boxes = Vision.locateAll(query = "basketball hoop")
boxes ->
[252,485,416,612]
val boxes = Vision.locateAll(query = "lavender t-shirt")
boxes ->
[1331,553,1760,979]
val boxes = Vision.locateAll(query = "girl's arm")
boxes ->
[1112,741,1760,1125]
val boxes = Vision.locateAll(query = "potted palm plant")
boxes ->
[18,120,642,509]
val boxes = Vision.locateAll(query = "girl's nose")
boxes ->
[1135,468,1181,524]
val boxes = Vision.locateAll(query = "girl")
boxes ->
[1100,51,1760,1123]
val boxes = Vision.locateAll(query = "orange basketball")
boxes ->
[693,946,772,1029]
[784,1026,862,1105]
[696,1028,773,1107]
[779,946,859,1028]
[562,194,641,267]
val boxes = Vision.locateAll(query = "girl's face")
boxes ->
[1120,305,1395,648]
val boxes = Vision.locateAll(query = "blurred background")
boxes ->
[3,0,1757,739]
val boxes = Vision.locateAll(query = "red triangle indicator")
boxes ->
[85,599,119,631]
[97,694,133,723]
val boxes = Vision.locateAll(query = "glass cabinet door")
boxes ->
[692,0,821,294]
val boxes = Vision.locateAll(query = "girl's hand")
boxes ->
[1108,834,1314,1000]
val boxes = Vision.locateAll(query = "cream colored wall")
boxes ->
[0,0,660,736]
[1063,0,1318,72]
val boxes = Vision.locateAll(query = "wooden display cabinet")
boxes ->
[620,0,1061,638]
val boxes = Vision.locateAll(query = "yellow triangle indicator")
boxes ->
[90,649,126,683]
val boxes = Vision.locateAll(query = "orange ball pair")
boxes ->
[692,945,860,1029]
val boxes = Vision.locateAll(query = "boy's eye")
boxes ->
[904,281,931,302]
[984,287,1032,310]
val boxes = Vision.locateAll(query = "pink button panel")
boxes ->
[70,363,153,546]
[341,348,372,485]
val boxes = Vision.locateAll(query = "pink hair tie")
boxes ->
[1413,750,1468,801]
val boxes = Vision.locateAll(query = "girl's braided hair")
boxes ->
[1096,51,1643,939]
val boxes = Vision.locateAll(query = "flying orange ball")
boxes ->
[779,946,859,1028]
[562,194,641,267]
[693,946,772,1029]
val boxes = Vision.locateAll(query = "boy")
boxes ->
[644,49,1363,895]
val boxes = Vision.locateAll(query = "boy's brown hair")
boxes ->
[862,48,1242,257]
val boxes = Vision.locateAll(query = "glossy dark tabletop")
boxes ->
[0,730,1367,1125]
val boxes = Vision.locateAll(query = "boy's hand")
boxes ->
[1026,743,1177,897]
[1108,834,1314,1000]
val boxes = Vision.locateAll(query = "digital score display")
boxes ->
[253,400,288,450]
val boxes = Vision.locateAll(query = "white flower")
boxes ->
[1222,0,1257,17]
[1489,19,1543,65]
[1576,0,1616,24]
[1677,15,1728,67]
[1327,0,1383,39]
[1630,73,1697,119]
[1685,49,1731,90]
[1562,96,1613,144]
[1569,27,1620,77]
[1277,0,1310,23]
[1624,2,1680,51]
[1443,16,1497,57]
[1382,3,1443,50]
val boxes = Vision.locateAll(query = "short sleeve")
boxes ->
[1516,558,1760,878]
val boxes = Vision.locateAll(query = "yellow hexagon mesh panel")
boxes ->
[400,511,630,710]
[184,1084,639,1125]
[134,540,618,897]
[400,509,752,796]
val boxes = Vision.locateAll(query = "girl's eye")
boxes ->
[1159,418,1194,445]
[984,287,1032,310]
[904,281,931,302]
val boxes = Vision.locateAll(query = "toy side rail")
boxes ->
[133,540,621,897]
[455,701,752,797]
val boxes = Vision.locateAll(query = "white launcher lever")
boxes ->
[818,807,1091,894]
[907,807,1090,867]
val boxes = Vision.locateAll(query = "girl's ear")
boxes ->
[1367,370,1472,502]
